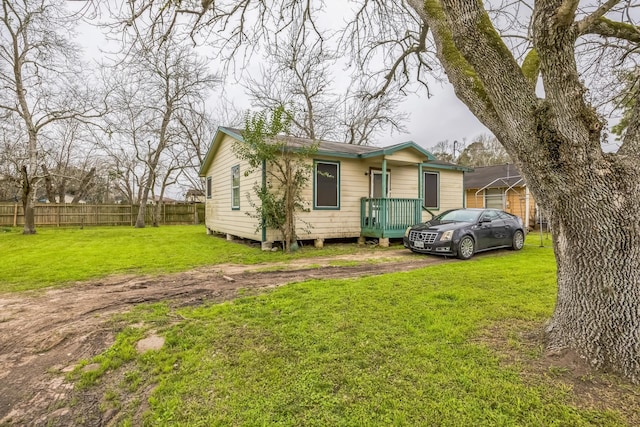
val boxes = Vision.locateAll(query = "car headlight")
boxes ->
[440,230,453,241]
[404,226,412,237]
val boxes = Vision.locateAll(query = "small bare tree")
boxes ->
[104,39,219,227]
[244,22,407,145]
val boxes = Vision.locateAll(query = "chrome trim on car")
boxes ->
[409,230,438,244]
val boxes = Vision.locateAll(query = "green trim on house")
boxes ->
[231,164,240,210]
[200,126,469,178]
[360,198,423,238]
[261,159,267,243]
[420,162,473,172]
[359,141,436,161]
[199,127,246,176]
[423,170,440,210]
[313,160,341,210]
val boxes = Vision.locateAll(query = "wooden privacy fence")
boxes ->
[0,203,205,227]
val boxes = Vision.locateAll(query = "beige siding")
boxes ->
[420,168,464,222]
[290,156,369,240]
[204,136,466,242]
[204,134,263,240]
[385,150,425,164]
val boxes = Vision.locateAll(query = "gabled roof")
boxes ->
[199,126,469,176]
[464,164,524,189]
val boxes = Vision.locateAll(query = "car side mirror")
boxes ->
[481,217,492,223]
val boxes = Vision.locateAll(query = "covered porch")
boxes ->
[359,155,429,239]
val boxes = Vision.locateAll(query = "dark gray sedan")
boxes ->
[403,208,525,260]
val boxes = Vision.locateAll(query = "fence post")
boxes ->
[13,203,18,227]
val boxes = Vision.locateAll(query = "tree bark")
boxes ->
[20,166,36,235]
[72,168,96,203]
[412,0,640,382]
[546,181,640,381]
[42,164,57,203]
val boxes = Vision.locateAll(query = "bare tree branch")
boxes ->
[577,0,621,34]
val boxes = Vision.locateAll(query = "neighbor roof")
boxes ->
[464,164,524,189]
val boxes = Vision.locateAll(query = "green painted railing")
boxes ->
[360,198,423,238]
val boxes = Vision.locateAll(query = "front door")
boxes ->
[370,170,390,198]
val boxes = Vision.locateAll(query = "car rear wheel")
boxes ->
[457,236,475,260]
[512,230,524,250]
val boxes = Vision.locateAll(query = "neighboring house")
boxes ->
[199,127,470,248]
[37,194,87,204]
[464,164,536,228]
[186,188,205,204]
[148,196,179,205]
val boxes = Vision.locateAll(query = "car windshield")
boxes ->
[434,209,481,223]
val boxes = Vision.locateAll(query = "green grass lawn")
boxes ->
[0,225,373,292]
[70,238,636,426]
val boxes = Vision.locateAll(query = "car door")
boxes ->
[497,211,517,245]
[477,210,507,248]
[475,210,495,250]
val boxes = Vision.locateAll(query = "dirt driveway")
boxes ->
[0,248,447,426]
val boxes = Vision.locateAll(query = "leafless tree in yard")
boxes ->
[39,120,102,203]
[174,102,220,195]
[0,115,25,201]
[244,29,340,141]
[0,0,103,233]
[115,0,640,382]
[427,139,457,163]
[244,16,407,145]
[338,84,409,145]
[103,39,220,227]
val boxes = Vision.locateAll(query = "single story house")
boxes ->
[464,163,536,228]
[199,127,470,248]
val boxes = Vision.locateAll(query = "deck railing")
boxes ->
[360,198,423,238]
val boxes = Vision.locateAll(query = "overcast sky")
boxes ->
[387,85,490,148]
[215,72,491,150]
[78,7,494,153]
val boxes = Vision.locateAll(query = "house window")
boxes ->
[423,171,439,209]
[231,165,240,209]
[206,176,212,199]
[314,161,339,209]
[485,188,504,209]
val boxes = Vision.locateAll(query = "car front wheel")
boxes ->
[512,230,524,250]
[457,236,475,260]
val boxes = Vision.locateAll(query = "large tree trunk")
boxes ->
[544,171,640,382]
[411,0,640,381]
[135,194,148,228]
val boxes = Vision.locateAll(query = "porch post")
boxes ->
[381,158,388,234]
[381,159,387,197]
[418,163,423,202]
[418,163,424,223]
